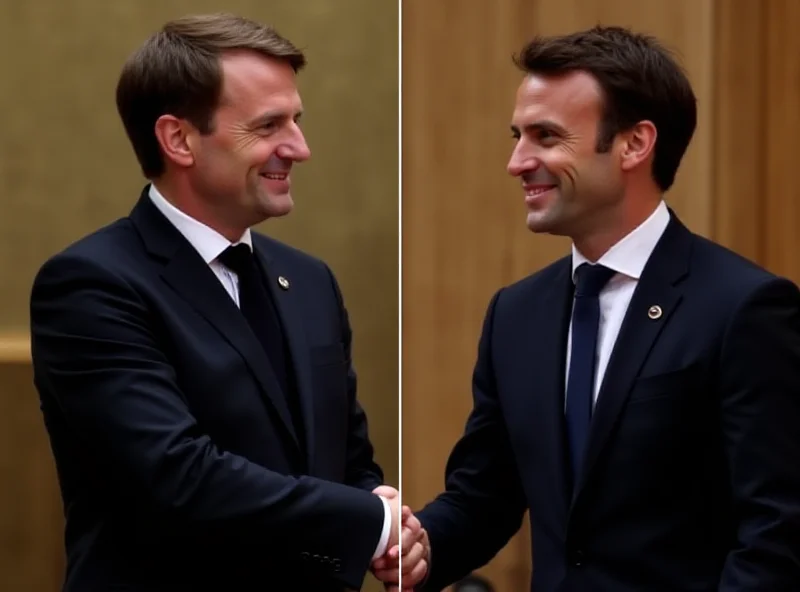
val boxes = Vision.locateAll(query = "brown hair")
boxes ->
[116,13,306,178]
[514,26,696,192]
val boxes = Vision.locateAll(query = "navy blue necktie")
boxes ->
[218,244,305,449]
[565,263,615,485]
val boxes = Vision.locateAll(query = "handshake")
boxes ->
[370,486,430,591]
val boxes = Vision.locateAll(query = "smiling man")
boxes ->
[411,26,800,592]
[29,13,416,592]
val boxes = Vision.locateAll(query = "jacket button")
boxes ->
[572,549,585,567]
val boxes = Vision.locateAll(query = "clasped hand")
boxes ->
[371,486,429,591]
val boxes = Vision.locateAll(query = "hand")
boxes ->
[371,506,429,591]
[370,485,402,588]
[373,485,399,500]
[371,484,401,547]
[400,517,429,590]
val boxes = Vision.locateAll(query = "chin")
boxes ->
[260,194,294,218]
[526,204,576,236]
[526,213,557,234]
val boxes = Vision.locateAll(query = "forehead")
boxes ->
[218,50,302,115]
[512,71,603,126]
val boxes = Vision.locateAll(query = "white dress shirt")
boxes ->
[148,184,391,559]
[148,184,252,306]
[566,200,670,405]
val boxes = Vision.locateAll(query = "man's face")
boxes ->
[507,71,625,240]
[188,50,311,230]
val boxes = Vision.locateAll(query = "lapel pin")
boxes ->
[277,276,290,290]
[648,305,662,320]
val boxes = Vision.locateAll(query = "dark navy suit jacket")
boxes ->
[417,214,800,592]
[30,187,385,591]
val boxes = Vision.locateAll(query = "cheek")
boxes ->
[247,138,279,165]
[579,158,623,196]
[197,139,239,172]
[540,150,580,182]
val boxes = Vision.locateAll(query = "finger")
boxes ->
[372,566,398,581]
[372,558,386,570]
[402,512,421,532]
[400,525,425,553]
[374,567,399,582]
[403,558,428,588]
[401,542,426,573]
[372,554,395,570]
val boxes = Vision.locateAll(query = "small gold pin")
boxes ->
[278,276,290,290]
[648,305,662,320]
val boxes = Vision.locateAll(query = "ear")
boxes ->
[620,120,657,173]
[153,115,196,169]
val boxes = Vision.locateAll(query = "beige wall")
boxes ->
[0,2,397,591]
[402,0,800,590]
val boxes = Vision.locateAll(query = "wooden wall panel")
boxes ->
[402,1,716,590]
[712,0,800,283]
[712,0,765,263]
[763,0,800,284]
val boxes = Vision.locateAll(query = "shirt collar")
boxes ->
[571,200,670,283]
[148,183,252,264]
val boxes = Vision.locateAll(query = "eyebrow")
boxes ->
[510,120,568,136]
[247,109,304,128]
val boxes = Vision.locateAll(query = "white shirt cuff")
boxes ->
[372,495,392,559]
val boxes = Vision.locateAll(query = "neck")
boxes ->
[151,176,247,243]
[573,195,662,262]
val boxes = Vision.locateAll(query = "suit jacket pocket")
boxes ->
[309,343,345,366]
[628,362,704,404]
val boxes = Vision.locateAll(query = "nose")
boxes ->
[277,123,311,162]
[507,139,538,177]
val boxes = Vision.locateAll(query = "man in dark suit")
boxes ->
[406,26,800,591]
[29,14,418,592]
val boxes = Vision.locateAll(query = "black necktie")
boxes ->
[218,244,304,444]
[565,263,616,485]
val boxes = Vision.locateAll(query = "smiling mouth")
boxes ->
[259,172,289,181]
[523,185,556,197]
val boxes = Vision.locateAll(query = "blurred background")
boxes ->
[0,2,397,591]
[402,0,799,590]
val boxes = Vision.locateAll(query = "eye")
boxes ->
[536,128,561,146]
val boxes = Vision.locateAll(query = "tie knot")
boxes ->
[218,244,254,276]
[574,263,615,297]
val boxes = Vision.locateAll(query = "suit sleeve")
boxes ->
[324,264,385,492]
[30,254,385,591]
[416,290,527,591]
[718,277,800,590]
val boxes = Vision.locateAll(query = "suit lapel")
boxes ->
[253,243,317,473]
[526,260,574,519]
[570,216,692,507]
[129,190,302,454]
